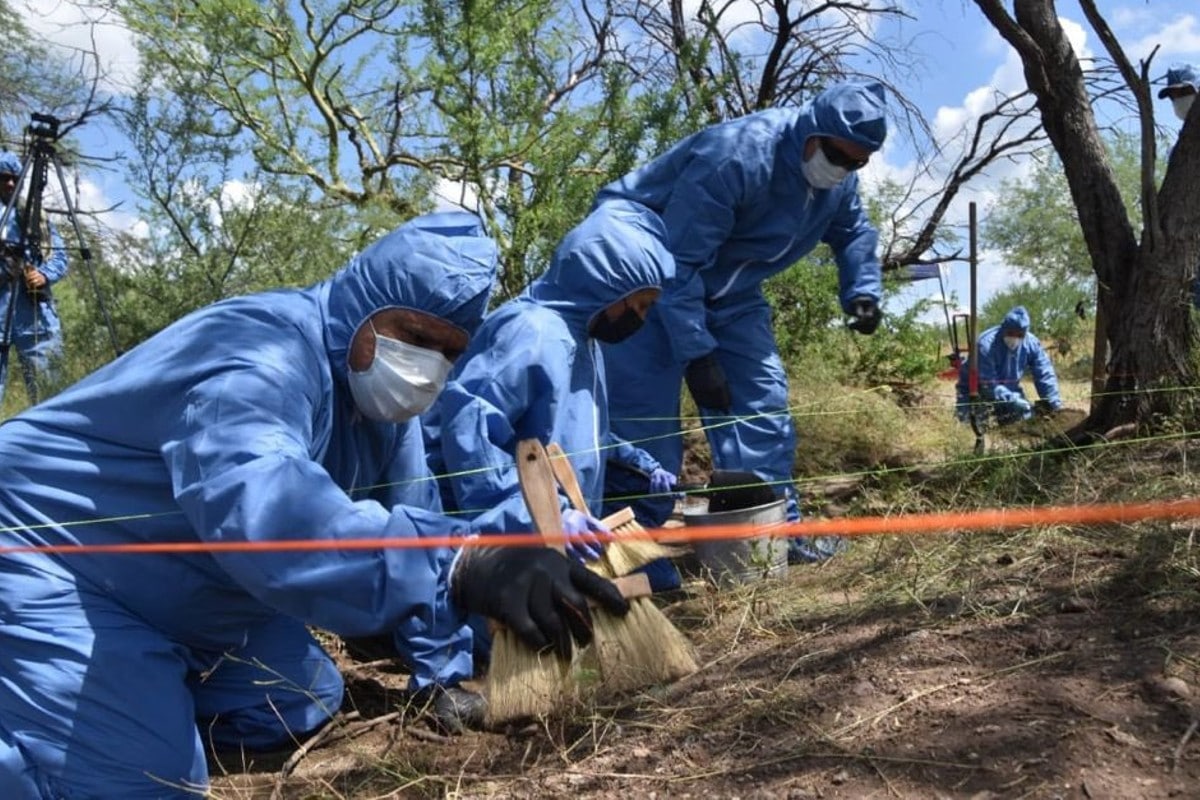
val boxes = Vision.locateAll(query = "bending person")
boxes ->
[955,305,1063,425]
[425,199,676,575]
[595,81,887,564]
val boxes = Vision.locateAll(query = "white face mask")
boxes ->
[801,147,850,190]
[348,332,452,423]
[1174,95,1195,122]
[1003,336,1022,352]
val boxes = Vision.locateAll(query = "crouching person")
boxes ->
[0,212,627,799]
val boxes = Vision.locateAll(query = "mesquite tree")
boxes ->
[974,0,1200,430]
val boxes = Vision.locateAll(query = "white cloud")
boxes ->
[17,0,141,92]
[1115,12,1199,66]
[883,12,1098,322]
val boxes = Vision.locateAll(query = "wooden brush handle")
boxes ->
[515,438,567,555]
[545,442,591,515]
[609,572,651,600]
[599,506,636,530]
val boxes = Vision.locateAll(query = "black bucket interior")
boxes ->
[694,470,776,513]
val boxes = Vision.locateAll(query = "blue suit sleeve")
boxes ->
[822,177,882,312]
[163,359,468,639]
[605,432,661,475]
[975,332,1013,403]
[367,420,475,689]
[1026,338,1062,408]
[371,419,445,511]
[437,322,572,533]
[38,222,68,284]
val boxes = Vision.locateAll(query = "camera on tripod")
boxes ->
[27,113,60,143]
[0,111,121,404]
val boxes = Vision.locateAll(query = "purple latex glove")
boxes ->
[561,508,608,563]
[649,467,677,495]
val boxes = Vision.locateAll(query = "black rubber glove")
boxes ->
[684,353,732,412]
[847,296,882,335]
[451,546,629,659]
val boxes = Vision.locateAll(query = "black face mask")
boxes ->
[589,307,645,344]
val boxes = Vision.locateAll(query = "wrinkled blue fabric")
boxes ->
[0,211,497,798]
[425,200,673,537]
[596,82,886,530]
[955,306,1062,423]
[0,152,68,403]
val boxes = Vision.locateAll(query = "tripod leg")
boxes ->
[0,342,10,408]
[47,152,121,358]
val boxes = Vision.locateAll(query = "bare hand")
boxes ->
[24,267,46,291]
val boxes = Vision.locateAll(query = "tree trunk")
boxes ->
[975,0,1198,432]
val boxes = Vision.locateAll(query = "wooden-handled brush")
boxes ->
[486,441,654,724]
[516,440,651,599]
[543,443,684,577]
[542,442,698,692]
[482,440,576,726]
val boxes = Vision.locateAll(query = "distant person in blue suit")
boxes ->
[0,151,68,404]
[1159,63,1198,122]
[955,305,1062,424]
[595,80,888,565]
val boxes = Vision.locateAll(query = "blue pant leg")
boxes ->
[12,302,62,403]
[601,312,685,590]
[0,552,208,799]
[706,298,842,562]
[601,309,686,528]
[391,615,474,692]
[705,299,799,511]
[191,615,344,752]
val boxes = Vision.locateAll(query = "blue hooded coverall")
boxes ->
[955,305,1062,424]
[0,212,497,798]
[0,151,68,404]
[594,82,887,549]
[426,199,675,535]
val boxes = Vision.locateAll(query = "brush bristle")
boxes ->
[602,515,685,578]
[484,627,571,725]
[591,598,698,692]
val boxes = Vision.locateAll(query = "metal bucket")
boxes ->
[682,496,788,587]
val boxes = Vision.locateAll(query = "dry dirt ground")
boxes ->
[208,509,1200,800]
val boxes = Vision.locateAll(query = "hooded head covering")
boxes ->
[1158,63,1200,99]
[526,200,675,335]
[1001,306,1031,335]
[324,211,499,379]
[0,151,21,176]
[807,80,889,152]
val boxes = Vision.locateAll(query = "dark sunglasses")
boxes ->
[819,138,869,171]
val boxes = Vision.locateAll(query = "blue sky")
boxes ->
[18,1,1200,323]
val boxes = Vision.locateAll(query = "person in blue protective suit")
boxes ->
[1157,64,1200,307]
[1160,63,1198,122]
[425,199,677,576]
[0,151,68,404]
[954,305,1063,425]
[594,80,887,566]
[0,212,629,799]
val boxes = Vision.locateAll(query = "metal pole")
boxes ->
[967,202,984,454]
